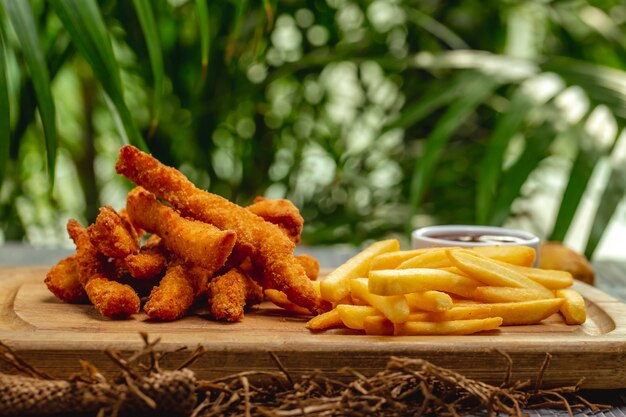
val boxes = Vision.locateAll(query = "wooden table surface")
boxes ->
[1,243,625,417]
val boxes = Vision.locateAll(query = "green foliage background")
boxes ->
[1,0,625,258]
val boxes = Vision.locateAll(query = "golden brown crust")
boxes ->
[124,236,168,279]
[247,196,304,243]
[207,269,249,321]
[116,146,321,313]
[126,187,235,274]
[44,255,87,303]
[144,263,195,321]
[67,219,140,318]
[87,206,140,259]
[295,253,320,280]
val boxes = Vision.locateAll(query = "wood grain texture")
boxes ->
[1,266,626,388]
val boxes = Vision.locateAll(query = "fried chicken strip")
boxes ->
[247,196,303,243]
[44,254,87,303]
[124,235,168,279]
[116,146,321,313]
[144,263,194,321]
[207,268,262,321]
[295,253,320,280]
[126,187,236,274]
[66,219,140,318]
[87,206,139,259]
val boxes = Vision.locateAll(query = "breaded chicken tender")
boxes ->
[44,254,87,303]
[126,187,235,274]
[247,196,304,243]
[207,268,261,321]
[88,206,139,259]
[116,146,322,313]
[67,219,140,318]
[295,253,320,280]
[144,263,195,321]
[124,235,168,279]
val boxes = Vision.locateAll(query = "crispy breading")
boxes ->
[124,235,168,279]
[144,263,195,321]
[87,206,139,259]
[207,268,261,321]
[295,253,320,280]
[66,219,140,318]
[247,196,304,243]
[116,145,322,313]
[44,254,87,303]
[126,187,235,274]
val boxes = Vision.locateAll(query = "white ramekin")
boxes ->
[411,225,540,265]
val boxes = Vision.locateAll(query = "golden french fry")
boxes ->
[394,317,503,336]
[350,294,369,306]
[405,291,453,312]
[440,266,469,276]
[481,299,563,325]
[336,305,382,329]
[407,305,493,322]
[363,315,394,335]
[471,245,536,267]
[495,262,574,289]
[556,288,586,325]
[333,294,354,307]
[321,239,399,302]
[368,268,480,298]
[350,278,410,324]
[306,309,343,330]
[369,247,445,271]
[446,249,553,298]
[265,289,312,315]
[397,249,452,269]
[473,286,554,303]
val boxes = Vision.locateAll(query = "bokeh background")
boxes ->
[1,0,625,259]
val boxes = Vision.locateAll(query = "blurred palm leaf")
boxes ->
[490,122,559,226]
[476,86,537,224]
[585,163,626,258]
[49,0,147,150]
[0,29,8,186]
[2,0,57,188]
[409,72,498,225]
[195,0,210,88]
[132,0,164,137]
[549,138,600,242]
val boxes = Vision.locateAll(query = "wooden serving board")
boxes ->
[1,266,625,388]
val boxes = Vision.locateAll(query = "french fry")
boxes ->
[556,288,586,325]
[397,249,452,269]
[321,239,399,302]
[363,316,394,335]
[265,289,312,315]
[333,294,354,307]
[405,291,453,312]
[473,286,554,303]
[496,262,574,289]
[350,278,410,324]
[471,245,536,267]
[407,305,493,322]
[336,305,382,329]
[480,299,563,325]
[350,294,369,306]
[446,249,553,298]
[306,308,343,330]
[368,268,480,298]
[369,247,443,271]
[394,317,503,336]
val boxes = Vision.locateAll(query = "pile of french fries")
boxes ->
[308,240,587,335]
